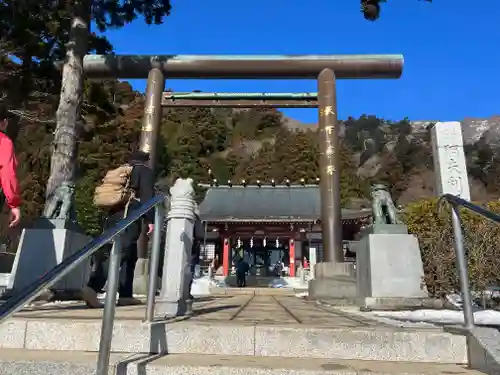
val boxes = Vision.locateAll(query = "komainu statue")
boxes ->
[370,184,401,225]
[43,181,76,221]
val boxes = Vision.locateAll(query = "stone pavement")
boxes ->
[1,294,468,364]
[0,349,484,375]
[14,295,380,327]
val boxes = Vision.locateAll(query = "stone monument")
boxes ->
[7,182,90,296]
[155,178,197,317]
[356,184,428,309]
[430,121,471,201]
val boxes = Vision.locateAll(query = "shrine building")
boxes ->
[196,183,372,278]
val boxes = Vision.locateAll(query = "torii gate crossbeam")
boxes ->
[161,92,319,108]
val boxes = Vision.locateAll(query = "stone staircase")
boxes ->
[0,350,484,375]
[0,294,492,374]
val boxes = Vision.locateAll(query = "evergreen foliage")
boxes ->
[2,64,500,241]
[404,199,500,298]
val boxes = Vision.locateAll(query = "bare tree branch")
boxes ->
[7,109,56,124]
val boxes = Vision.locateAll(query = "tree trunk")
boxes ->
[44,0,89,215]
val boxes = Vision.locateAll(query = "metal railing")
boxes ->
[439,193,500,331]
[0,195,166,375]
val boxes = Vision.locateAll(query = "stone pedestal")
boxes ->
[356,224,428,309]
[7,219,90,294]
[155,178,196,318]
[0,252,14,297]
[308,262,357,300]
[359,223,408,237]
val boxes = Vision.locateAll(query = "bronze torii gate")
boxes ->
[81,54,404,265]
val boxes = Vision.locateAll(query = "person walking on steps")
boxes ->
[0,104,21,228]
[81,150,155,308]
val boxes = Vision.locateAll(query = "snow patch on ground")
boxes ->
[336,306,438,328]
[268,277,309,289]
[191,276,219,296]
[374,309,500,326]
[268,278,289,288]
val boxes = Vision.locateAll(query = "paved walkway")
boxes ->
[14,295,383,328]
[0,349,483,375]
[5,294,468,364]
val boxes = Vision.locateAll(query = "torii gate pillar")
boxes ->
[136,69,165,262]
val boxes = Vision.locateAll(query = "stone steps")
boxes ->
[0,317,468,363]
[0,349,486,375]
[308,277,357,300]
[210,287,298,296]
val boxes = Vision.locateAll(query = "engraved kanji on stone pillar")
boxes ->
[431,121,471,201]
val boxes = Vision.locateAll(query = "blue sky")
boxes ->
[102,0,499,124]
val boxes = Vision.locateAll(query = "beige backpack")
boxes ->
[93,164,135,209]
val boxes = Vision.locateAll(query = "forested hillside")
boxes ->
[340,115,500,203]
[1,58,500,242]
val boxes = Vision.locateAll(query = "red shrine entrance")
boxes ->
[216,223,305,277]
[197,184,371,278]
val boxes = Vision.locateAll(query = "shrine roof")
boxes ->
[197,184,372,223]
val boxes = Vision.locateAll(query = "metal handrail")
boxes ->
[439,194,500,224]
[438,193,500,332]
[0,194,166,375]
[0,194,165,322]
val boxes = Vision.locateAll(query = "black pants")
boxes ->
[186,263,196,299]
[87,206,141,298]
[236,271,246,287]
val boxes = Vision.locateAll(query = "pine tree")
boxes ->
[283,130,319,183]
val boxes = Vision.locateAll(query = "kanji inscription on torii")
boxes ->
[326,145,335,156]
[320,105,334,117]
[430,121,471,201]
[144,103,155,116]
[141,143,151,153]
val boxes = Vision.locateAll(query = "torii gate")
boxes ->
[81,54,404,265]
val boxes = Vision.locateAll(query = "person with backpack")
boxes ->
[0,104,21,228]
[81,150,155,308]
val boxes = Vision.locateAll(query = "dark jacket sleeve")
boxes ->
[129,164,155,223]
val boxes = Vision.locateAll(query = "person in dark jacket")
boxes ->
[235,258,249,287]
[81,150,155,308]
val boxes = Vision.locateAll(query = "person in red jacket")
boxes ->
[0,104,21,228]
